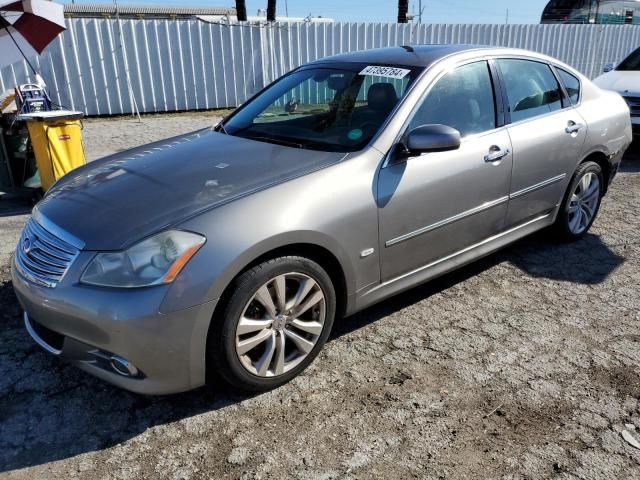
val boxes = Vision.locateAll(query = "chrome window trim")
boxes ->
[385,195,510,248]
[510,173,567,199]
[376,50,587,166]
[489,53,585,105]
[554,66,583,107]
[502,103,578,130]
[494,57,568,125]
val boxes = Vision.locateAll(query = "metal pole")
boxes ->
[114,0,141,121]
[419,0,422,24]
[2,25,37,75]
[506,8,509,24]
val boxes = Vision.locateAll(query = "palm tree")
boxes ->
[267,0,277,22]
[398,0,409,23]
[235,0,247,21]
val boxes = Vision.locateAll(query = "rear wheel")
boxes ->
[208,256,336,391]
[553,161,603,241]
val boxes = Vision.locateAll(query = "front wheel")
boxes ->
[208,256,336,392]
[553,161,603,241]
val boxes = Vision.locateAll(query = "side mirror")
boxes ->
[404,124,461,155]
[603,63,614,73]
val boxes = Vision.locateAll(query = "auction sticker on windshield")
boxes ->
[359,65,411,79]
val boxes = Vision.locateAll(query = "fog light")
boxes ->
[110,355,139,377]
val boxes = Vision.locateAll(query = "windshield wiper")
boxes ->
[246,135,304,149]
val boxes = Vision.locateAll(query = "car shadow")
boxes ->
[0,229,625,473]
[0,197,33,217]
[332,230,623,340]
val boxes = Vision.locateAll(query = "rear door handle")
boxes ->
[565,122,584,134]
[484,146,511,163]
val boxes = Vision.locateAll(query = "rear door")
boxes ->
[495,58,587,226]
[377,60,513,282]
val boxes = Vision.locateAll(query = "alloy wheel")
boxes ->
[235,272,326,377]
[568,171,600,235]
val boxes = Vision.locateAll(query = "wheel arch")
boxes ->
[204,241,350,383]
[579,150,611,194]
[230,243,349,319]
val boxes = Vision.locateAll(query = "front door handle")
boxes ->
[484,146,511,163]
[565,121,584,134]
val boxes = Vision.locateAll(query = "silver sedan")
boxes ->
[12,45,632,393]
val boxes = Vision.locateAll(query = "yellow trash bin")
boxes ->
[19,110,86,191]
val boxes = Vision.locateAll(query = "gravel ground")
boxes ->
[1,115,639,479]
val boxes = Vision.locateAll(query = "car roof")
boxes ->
[311,44,490,67]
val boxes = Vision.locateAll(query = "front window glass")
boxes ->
[617,47,640,71]
[223,64,422,152]
[407,61,496,137]
[497,59,563,123]
[558,68,581,104]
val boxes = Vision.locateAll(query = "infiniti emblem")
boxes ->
[22,235,33,254]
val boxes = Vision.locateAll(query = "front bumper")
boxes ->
[12,256,217,395]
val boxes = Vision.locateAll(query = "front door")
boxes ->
[377,61,513,282]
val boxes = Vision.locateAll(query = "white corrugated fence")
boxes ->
[1,20,639,116]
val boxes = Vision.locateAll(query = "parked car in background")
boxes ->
[12,45,632,394]
[594,46,640,137]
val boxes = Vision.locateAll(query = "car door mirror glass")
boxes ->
[405,124,461,155]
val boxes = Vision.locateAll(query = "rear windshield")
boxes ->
[221,63,424,152]
[617,47,640,71]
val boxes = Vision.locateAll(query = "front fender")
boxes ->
[158,159,382,314]
[163,228,358,315]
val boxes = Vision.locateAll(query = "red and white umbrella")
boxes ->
[0,0,65,69]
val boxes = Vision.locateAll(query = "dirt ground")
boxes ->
[1,116,639,479]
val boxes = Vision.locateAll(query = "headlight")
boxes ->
[81,230,206,288]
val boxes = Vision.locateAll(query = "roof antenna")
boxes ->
[401,45,414,53]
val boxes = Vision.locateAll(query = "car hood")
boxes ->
[37,129,347,250]
[593,71,640,95]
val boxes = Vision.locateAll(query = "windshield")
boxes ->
[222,64,423,152]
[618,47,640,71]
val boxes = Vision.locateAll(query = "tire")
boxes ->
[552,161,604,242]
[208,256,336,392]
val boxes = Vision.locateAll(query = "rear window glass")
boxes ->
[497,59,563,123]
[558,69,581,104]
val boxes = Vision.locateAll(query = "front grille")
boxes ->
[623,96,640,117]
[15,218,80,288]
